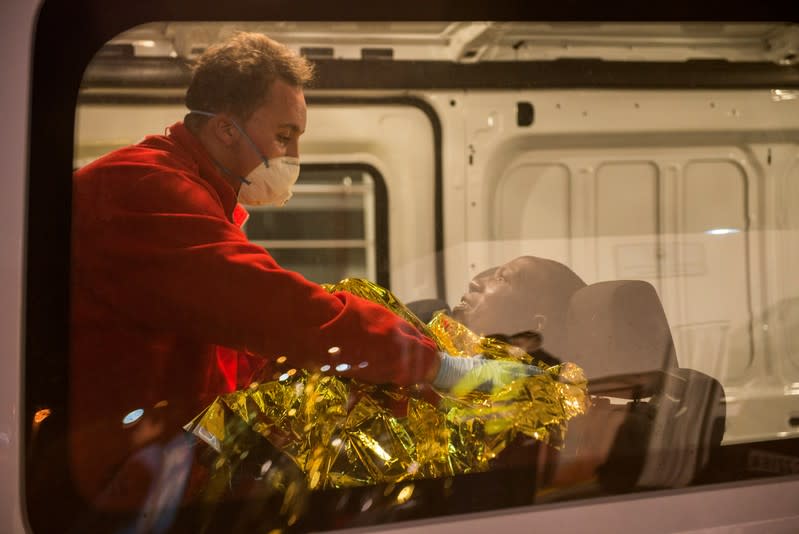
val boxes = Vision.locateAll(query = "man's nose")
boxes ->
[468,279,482,292]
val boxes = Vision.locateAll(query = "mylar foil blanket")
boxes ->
[185,278,587,489]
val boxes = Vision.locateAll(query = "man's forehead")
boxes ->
[507,256,546,277]
[250,108,304,130]
[274,79,305,100]
[257,81,306,124]
[474,267,498,279]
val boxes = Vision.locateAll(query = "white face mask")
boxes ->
[189,110,301,206]
[239,155,300,207]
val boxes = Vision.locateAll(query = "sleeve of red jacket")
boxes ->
[73,166,439,387]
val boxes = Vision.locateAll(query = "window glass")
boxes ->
[678,160,751,383]
[494,163,571,240]
[25,17,799,534]
[596,161,658,237]
[244,168,379,283]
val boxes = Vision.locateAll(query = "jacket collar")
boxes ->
[166,121,248,226]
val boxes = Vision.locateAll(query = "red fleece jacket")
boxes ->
[69,121,438,504]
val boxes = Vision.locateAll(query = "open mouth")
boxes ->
[451,295,472,316]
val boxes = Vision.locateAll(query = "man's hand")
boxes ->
[432,352,542,395]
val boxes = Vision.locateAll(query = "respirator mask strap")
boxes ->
[187,109,268,185]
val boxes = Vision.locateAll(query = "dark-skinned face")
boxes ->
[451,256,584,344]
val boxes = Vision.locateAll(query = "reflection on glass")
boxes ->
[122,408,144,426]
[705,228,740,235]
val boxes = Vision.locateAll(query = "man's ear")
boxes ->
[210,115,240,147]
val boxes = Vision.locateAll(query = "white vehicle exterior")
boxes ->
[3,5,799,533]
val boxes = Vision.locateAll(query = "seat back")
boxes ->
[565,280,679,382]
[560,280,726,491]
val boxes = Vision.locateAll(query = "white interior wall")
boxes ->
[453,88,799,443]
[74,104,187,167]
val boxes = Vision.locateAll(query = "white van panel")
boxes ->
[438,88,799,444]
[74,104,187,166]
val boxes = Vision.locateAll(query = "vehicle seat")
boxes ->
[559,280,726,492]
[565,280,678,383]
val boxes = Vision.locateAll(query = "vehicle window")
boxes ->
[244,166,383,284]
[25,15,799,534]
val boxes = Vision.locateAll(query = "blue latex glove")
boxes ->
[432,352,543,395]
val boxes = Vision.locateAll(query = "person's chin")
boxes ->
[450,301,469,322]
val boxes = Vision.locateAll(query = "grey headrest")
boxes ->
[565,280,679,381]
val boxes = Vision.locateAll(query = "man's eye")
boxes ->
[278,135,291,144]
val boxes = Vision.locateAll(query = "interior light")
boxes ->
[705,228,740,236]
[133,40,156,48]
[772,89,799,101]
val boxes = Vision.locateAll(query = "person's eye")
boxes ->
[277,135,291,144]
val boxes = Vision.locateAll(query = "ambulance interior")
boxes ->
[26,20,799,532]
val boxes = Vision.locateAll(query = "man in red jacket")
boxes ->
[69,32,537,520]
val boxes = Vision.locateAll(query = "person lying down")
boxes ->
[185,273,588,494]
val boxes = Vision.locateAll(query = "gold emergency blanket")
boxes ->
[185,278,587,490]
